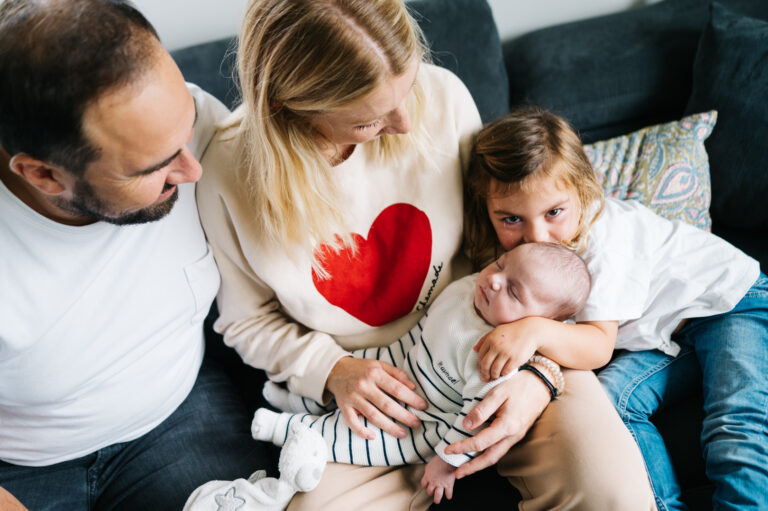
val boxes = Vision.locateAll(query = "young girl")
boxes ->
[465,105,767,511]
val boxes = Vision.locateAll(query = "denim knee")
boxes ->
[598,349,697,418]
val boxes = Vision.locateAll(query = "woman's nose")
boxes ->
[382,104,411,135]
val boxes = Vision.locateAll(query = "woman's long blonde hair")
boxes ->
[465,106,605,269]
[226,0,428,263]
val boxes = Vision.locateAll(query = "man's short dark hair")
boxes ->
[0,0,160,174]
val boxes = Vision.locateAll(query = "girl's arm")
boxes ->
[474,317,617,380]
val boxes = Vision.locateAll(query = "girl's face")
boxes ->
[486,170,581,250]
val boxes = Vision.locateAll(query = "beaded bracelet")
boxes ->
[528,354,565,395]
[519,364,557,400]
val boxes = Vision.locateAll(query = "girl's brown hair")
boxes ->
[465,106,604,268]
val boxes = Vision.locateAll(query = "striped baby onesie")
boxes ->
[255,274,515,468]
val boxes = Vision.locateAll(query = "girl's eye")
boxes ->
[546,208,562,218]
[495,259,503,270]
[354,119,381,131]
[501,215,521,225]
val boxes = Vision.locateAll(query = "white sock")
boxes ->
[251,408,279,443]
[252,408,300,446]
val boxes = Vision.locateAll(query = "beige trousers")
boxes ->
[287,369,656,511]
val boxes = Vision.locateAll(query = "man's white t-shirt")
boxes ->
[576,198,760,356]
[0,84,227,466]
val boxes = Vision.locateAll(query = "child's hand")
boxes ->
[420,456,457,504]
[473,317,544,381]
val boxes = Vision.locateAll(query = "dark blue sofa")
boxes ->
[174,0,768,508]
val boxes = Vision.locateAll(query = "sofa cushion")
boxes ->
[503,0,768,144]
[408,0,508,123]
[503,0,710,143]
[584,111,716,231]
[171,0,508,123]
[172,38,239,110]
[684,2,768,267]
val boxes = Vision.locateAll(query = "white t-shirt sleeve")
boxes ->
[575,200,654,323]
[574,198,758,355]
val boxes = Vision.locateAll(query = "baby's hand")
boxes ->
[473,317,544,381]
[420,456,457,504]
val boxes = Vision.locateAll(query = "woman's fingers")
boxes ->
[338,404,373,439]
[379,363,427,412]
[357,362,423,430]
[462,382,506,430]
[447,414,514,455]
[454,436,516,479]
[381,363,417,390]
[327,358,427,437]
[361,394,413,436]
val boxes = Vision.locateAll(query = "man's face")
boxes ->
[55,47,201,225]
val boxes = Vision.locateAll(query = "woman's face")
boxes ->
[310,60,419,150]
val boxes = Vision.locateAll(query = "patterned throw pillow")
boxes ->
[583,110,717,231]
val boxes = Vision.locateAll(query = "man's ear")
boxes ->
[8,153,73,196]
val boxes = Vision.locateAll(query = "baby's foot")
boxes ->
[251,408,280,442]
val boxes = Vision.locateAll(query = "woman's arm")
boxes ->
[204,214,428,438]
[474,317,618,380]
[196,142,427,438]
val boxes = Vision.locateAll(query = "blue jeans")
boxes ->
[599,273,768,511]
[0,358,278,510]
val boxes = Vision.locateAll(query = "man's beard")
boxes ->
[54,179,178,225]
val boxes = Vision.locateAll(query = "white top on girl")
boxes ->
[576,197,760,356]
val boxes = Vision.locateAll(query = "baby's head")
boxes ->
[473,242,590,326]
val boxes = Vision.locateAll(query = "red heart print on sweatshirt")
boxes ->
[312,203,432,326]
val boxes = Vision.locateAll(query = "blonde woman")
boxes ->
[197,0,655,509]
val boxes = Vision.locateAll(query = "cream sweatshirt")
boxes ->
[197,64,482,402]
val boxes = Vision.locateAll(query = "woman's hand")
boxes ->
[474,317,545,381]
[443,369,551,479]
[325,356,428,439]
